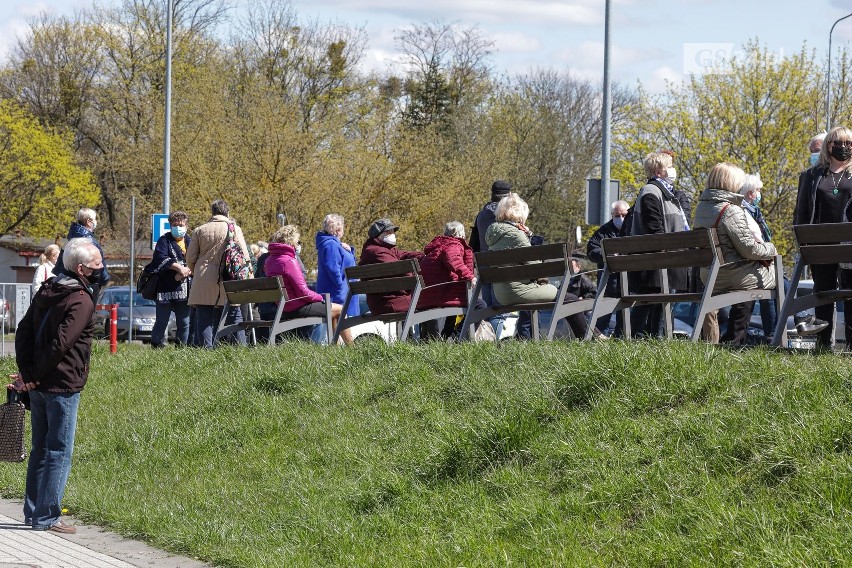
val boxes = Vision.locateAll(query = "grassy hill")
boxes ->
[1,340,850,566]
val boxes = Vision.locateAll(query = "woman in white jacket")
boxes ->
[32,244,60,289]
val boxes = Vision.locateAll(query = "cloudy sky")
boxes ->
[2,0,852,90]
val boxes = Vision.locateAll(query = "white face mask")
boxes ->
[810,152,820,167]
[90,220,97,230]
[664,167,677,184]
[296,244,302,255]
[381,233,397,245]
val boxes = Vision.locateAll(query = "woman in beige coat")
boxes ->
[186,199,251,347]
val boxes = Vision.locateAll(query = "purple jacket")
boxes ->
[264,243,322,312]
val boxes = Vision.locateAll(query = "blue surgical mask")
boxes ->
[171,226,187,238]
[753,192,761,206]
[613,217,624,230]
[810,152,820,167]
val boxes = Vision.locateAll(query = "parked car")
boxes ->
[94,286,175,343]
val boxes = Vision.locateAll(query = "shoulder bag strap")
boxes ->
[713,203,731,228]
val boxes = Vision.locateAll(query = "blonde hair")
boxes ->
[643,152,673,178]
[706,162,746,193]
[820,126,852,173]
[40,244,60,265]
[76,208,97,225]
[271,225,300,246]
[495,192,529,224]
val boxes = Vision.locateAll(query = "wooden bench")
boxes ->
[458,243,595,341]
[771,223,852,347]
[215,277,333,346]
[333,259,468,343]
[585,229,784,341]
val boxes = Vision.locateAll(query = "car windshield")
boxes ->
[108,291,156,307]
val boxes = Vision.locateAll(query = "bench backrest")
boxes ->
[345,260,422,295]
[794,223,852,265]
[223,276,287,305]
[474,243,569,284]
[600,229,719,275]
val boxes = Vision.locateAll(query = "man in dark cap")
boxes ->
[470,180,512,253]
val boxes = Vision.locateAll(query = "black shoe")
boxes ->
[794,314,829,336]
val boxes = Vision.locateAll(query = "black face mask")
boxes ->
[85,267,105,284]
[830,144,852,162]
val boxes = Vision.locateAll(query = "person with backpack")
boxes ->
[186,200,251,348]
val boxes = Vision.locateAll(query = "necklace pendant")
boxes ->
[834,188,839,195]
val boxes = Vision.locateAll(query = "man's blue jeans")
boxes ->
[194,305,246,348]
[25,390,81,530]
[152,299,190,346]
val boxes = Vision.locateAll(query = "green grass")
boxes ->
[1,340,850,566]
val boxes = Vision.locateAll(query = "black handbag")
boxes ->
[0,390,27,462]
[137,270,158,301]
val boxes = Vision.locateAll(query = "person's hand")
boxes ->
[7,373,36,392]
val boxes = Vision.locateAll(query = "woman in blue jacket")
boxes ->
[315,214,358,344]
[148,211,192,347]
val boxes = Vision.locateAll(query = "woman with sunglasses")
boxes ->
[794,125,852,349]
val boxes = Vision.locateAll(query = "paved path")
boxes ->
[0,498,211,568]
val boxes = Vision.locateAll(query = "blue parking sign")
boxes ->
[152,213,170,248]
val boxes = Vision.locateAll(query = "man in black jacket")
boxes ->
[7,237,101,535]
[587,200,629,336]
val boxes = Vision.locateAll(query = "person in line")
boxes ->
[149,211,192,348]
[186,199,251,348]
[32,244,60,289]
[54,208,110,294]
[265,225,352,345]
[7,238,102,534]
[586,200,629,336]
[470,180,532,338]
[628,151,690,337]
[418,221,482,338]
[485,192,588,339]
[693,162,778,345]
[794,126,852,349]
[359,218,424,315]
[316,213,357,344]
[808,132,826,168]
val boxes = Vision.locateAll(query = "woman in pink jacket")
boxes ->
[418,221,475,310]
[264,225,352,345]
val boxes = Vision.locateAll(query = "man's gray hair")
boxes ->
[809,132,826,153]
[76,208,97,225]
[444,221,465,239]
[611,200,629,212]
[63,237,99,271]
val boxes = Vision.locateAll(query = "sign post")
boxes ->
[585,179,621,225]
[151,213,170,249]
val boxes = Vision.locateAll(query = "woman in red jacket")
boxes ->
[418,221,475,310]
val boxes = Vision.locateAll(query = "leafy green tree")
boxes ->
[0,100,99,236]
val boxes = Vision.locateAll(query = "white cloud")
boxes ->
[490,31,542,54]
[295,0,603,27]
[553,41,666,73]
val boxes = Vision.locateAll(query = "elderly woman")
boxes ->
[359,218,424,315]
[315,214,358,344]
[694,162,778,345]
[32,244,60,289]
[265,225,352,345]
[794,126,852,349]
[484,192,588,339]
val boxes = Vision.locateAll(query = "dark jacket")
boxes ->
[150,233,191,302]
[586,219,622,269]
[567,273,596,299]
[315,231,359,317]
[359,237,423,315]
[15,275,95,393]
[470,200,499,253]
[418,235,474,309]
[629,179,689,291]
[792,165,852,225]
[54,223,110,286]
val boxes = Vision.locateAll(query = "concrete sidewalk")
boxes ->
[0,498,211,568]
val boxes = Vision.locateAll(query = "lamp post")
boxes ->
[827,11,852,133]
[162,0,173,214]
[599,0,612,226]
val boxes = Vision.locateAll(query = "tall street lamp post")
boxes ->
[599,0,612,225]
[827,11,852,133]
[162,0,173,214]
